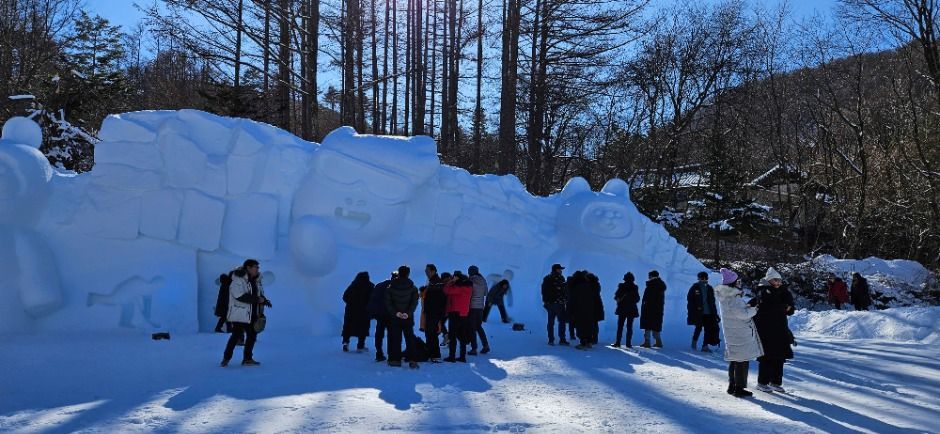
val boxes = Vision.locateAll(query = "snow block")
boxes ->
[89,164,162,191]
[178,109,234,156]
[139,189,183,241]
[93,140,163,171]
[230,124,268,156]
[98,115,157,143]
[177,190,226,250]
[220,194,278,258]
[160,133,208,188]
[75,186,141,240]
[194,161,227,199]
[226,154,263,195]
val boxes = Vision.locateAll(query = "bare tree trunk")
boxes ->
[404,0,412,135]
[392,0,399,134]
[277,0,292,130]
[233,0,243,116]
[382,0,390,133]
[429,0,439,137]
[471,0,483,172]
[496,0,521,174]
[356,0,366,131]
[413,0,425,135]
[263,1,270,122]
[371,0,379,133]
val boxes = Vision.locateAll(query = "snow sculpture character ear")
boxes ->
[601,178,631,200]
[1,117,43,149]
[560,177,591,200]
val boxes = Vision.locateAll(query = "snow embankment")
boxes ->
[790,307,940,344]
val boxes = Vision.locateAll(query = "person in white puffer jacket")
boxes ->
[715,268,763,398]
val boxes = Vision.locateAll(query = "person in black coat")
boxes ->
[753,267,795,393]
[342,271,374,352]
[213,272,233,333]
[640,270,667,348]
[541,263,569,345]
[611,272,639,348]
[423,264,447,362]
[850,273,872,311]
[568,271,603,349]
[687,271,720,352]
[367,271,397,362]
[587,273,604,346]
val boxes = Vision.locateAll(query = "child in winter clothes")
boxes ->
[715,268,763,398]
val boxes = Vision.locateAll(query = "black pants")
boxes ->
[483,300,509,323]
[693,314,720,346]
[614,315,634,345]
[374,317,388,355]
[223,322,257,361]
[425,314,443,359]
[577,319,597,345]
[728,361,750,390]
[342,334,366,348]
[387,317,417,363]
[758,358,785,385]
[545,303,568,342]
[469,308,489,350]
[447,312,469,358]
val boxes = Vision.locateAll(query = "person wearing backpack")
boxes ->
[213,272,233,333]
[220,259,271,367]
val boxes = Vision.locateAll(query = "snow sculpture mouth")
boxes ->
[334,198,373,229]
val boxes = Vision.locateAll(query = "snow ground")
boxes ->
[2,314,938,434]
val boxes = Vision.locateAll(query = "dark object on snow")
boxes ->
[512,323,525,331]
[151,332,171,340]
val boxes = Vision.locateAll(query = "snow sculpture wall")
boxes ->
[2,110,708,335]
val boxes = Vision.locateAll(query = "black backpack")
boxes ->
[214,273,233,317]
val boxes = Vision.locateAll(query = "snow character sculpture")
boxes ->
[0,117,64,331]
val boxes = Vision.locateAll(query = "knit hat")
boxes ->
[719,268,738,285]
[764,267,783,281]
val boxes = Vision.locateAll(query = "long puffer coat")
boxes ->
[342,272,374,338]
[640,277,667,331]
[715,284,764,362]
[753,284,795,360]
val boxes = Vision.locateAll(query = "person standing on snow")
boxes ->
[753,267,795,393]
[541,263,570,346]
[443,272,473,362]
[687,271,720,353]
[341,271,374,352]
[422,264,447,363]
[368,271,397,362]
[385,266,420,369]
[640,270,667,348]
[467,265,491,355]
[850,273,872,311]
[611,272,640,348]
[221,259,271,367]
[826,275,849,310]
[715,268,763,398]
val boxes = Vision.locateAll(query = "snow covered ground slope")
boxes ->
[2,310,938,433]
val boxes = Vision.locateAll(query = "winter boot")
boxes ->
[388,360,402,367]
[481,347,490,354]
[444,356,457,363]
[220,358,230,367]
[548,340,556,346]
[727,382,735,395]
[409,361,419,369]
[375,351,387,362]
[654,337,664,348]
[733,387,753,398]
[691,338,698,350]
[242,359,261,366]
[756,384,773,393]
[559,339,570,346]
[701,345,712,353]
[640,339,652,348]
[343,343,349,352]
[468,349,478,356]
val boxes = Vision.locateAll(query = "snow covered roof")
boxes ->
[747,164,805,188]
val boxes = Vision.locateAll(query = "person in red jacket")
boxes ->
[826,275,849,309]
[443,271,473,362]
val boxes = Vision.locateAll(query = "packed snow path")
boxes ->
[2,325,937,433]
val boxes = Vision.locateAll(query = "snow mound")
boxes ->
[3,109,709,335]
[790,307,940,344]
[811,254,930,287]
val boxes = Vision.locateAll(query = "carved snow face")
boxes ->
[581,202,633,239]
[292,128,438,247]
[555,178,645,256]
